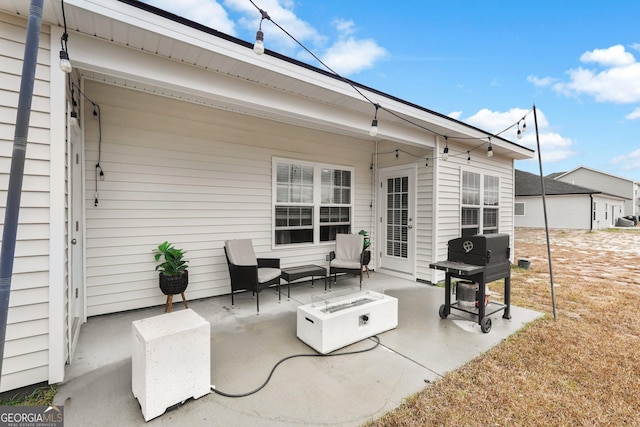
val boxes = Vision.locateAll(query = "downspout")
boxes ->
[590,194,594,231]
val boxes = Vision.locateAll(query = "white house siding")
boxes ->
[556,168,635,216]
[82,80,375,316]
[375,141,434,281]
[431,140,515,282]
[515,194,624,230]
[515,195,592,229]
[0,14,52,392]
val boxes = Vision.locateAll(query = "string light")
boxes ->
[467,151,471,164]
[247,1,534,161]
[69,110,78,126]
[253,8,270,55]
[370,104,379,137]
[443,136,449,160]
[59,0,71,73]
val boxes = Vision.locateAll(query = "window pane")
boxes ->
[462,207,479,226]
[275,161,352,246]
[462,171,480,205]
[484,175,499,206]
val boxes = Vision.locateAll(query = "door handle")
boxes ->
[71,238,77,245]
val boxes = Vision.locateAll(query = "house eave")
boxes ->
[0,0,533,158]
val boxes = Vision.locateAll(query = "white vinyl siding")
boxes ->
[82,80,374,316]
[434,139,515,277]
[0,14,52,392]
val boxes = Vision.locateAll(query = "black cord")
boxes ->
[211,335,381,398]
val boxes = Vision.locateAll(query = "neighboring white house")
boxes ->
[515,169,626,230]
[0,0,533,393]
[551,166,639,219]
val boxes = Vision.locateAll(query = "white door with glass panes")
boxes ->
[379,166,415,275]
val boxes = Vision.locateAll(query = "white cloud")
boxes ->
[580,44,635,67]
[611,148,640,171]
[319,17,387,75]
[333,19,356,36]
[527,75,556,87]
[322,38,387,75]
[143,0,236,35]
[543,45,640,118]
[463,107,577,163]
[448,111,462,120]
[626,107,640,120]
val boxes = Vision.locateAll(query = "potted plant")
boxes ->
[153,241,189,295]
[358,230,372,270]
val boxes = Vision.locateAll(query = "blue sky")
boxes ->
[142,0,640,181]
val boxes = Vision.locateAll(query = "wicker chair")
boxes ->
[224,239,281,313]
[329,233,366,290]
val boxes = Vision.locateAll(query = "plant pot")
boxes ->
[159,270,188,295]
[363,250,371,266]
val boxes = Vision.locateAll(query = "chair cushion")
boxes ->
[331,259,361,269]
[335,234,364,262]
[225,239,258,266]
[258,267,281,283]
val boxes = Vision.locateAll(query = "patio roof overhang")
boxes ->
[0,0,534,160]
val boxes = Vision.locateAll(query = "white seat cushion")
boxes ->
[258,267,281,283]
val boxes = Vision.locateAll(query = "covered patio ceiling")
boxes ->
[0,0,534,158]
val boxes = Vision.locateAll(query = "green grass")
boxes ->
[0,385,57,406]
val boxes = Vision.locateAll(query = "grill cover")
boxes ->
[447,233,510,282]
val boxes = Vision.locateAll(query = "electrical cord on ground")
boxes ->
[210,335,381,398]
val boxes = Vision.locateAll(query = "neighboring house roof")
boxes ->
[545,172,565,180]
[515,169,601,196]
[554,166,638,184]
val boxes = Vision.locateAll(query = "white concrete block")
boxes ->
[297,289,398,354]
[132,309,210,421]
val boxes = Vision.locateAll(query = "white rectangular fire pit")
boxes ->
[296,289,398,354]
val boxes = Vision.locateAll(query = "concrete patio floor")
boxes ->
[53,272,542,426]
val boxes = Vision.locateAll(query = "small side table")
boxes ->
[132,309,210,421]
[281,265,327,299]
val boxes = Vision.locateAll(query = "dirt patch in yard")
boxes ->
[368,228,640,426]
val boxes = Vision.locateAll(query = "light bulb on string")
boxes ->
[59,49,72,73]
[369,104,380,137]
[253,30,264,55]
[522,119,527,133]
[467,151,471,164]
[70,110,78,127]
[487,138,494,157]
[253,8,270,55]
[442,136,449,160]
[517,122,522,139]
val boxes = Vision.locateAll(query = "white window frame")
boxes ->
[272,157,354,247]
[460,169,500,236]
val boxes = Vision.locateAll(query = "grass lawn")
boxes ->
[368,228,640,426]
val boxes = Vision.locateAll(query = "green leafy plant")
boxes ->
[358,229,371,251]
[153,241,188,277]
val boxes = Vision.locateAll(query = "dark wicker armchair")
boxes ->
[329,233,367,290]
[224,239,281,313]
